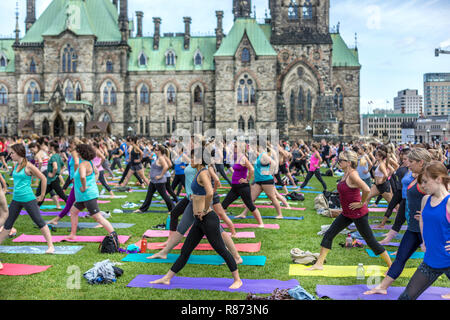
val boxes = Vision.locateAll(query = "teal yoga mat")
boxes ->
[365,249,424,259]
[0,245,83,255]
[122,253,267,266]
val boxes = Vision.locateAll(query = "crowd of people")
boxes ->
[0,134,448,298]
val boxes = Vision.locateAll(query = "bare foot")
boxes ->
[441,294,450,300]
[275,215,283,219]
[363,287,387,295]
[64,235,77,241]
[133,209,143,213]
[391,251,397,256]
[235,214,247,219]
[229,279,243,289]
[375,224,385,229]
[47,219,59,225]
[147,252,168,260]
[258,224,265,228]
[379,238,392,245]
[0,261,3,270]
[305,264,323,271]
[46,246,55,254]
[93,224,102,228]
[56,206,62,210]
[231,232,237,238]
[234,256,243,265]
[159,240,168,247]
[150,276,171,285]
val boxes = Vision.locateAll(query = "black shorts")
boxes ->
[279,164,288,174]
[376,181,391,194]
[74,198,100,216]
[213,192,221,205]
[256,179,274,186]
[0,151,7,158]
[130,163,143,171]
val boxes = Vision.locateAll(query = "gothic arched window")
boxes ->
[194,52,202,66]
[106,60,114,72]
[102,81,117,106]
[166,50,176,66]
[140,85,149,104]
[139,53,147,66]
[0,86,7,105]
[306,89,312,121]
[290,90,296,123]
[166,118,171,134]
[237,75,256,105]
[302,0,313,20]
[241,48,250,63]
[297,87,304,121]
[65,81,74,101]
[0,56,6,67]
[140,118,144,134]
[30,59,36,73]
[167,85,176,104]
[193,85,203,104]
[62,44,77,72]
[339,121,344,135]
[288,1,299,20]
[334,87,344,110]
[248,116,255,130]
[238,116,245,131]
[75,83,82,101]
[26,81,40,105]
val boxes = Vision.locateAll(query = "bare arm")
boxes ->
[27,163,47,201]
[348,171,371,208]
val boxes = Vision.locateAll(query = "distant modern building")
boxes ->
[362,112,418,143]
[423,73,450,117]
[415,115,450,143]
[394,89,423,115]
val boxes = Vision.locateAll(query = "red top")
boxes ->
[337,179,369,219]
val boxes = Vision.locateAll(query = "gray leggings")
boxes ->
[176,200,224,235]
[5,199,46,230]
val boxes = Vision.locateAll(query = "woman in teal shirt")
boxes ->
[65,144,117,241]
[0,144,55,255]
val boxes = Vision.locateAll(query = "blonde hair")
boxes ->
[408,148,432,164]
[340,150,358,169]
[428,149,443,162]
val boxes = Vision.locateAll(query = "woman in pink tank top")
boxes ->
[306,150,392,271]
[299,143,328,192]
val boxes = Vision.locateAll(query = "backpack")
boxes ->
[99,232,120,254]
[314,193,332,217]
[323,190,341,209]
[287,191,305,201]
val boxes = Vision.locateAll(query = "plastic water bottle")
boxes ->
[356,263,365,280]
[346,234,353,248]
[166,215,171,230]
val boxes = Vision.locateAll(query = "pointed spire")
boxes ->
[15,1,20,44]
[355,32,358,50]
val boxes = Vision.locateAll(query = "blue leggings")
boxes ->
[387,230,423,279]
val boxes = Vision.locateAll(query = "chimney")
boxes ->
[25,0,36,33]
[153,17,161,50]
[183,17,191,50]
[215,11,224,50]
[119,0,129,42]
[136,11,143,37]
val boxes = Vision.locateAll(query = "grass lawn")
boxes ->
[0,167,448,300]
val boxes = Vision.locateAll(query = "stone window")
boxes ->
[238,116,245,131]
[26,81,40,105]
[62,44,78,73]
[248,116,255,130]
[0,86,7,105]
[305,89,312,121]
[334,87,344,110]
[138,53,147,67]
[166,117,171,134]
[42,118,50,136]
[106,60,114,72]
[75,83,82,101]
[30,59,36,73]
[102,81,117,106]
[290,90,296,123]
[241,48,250,63]
[339,121,344,135]
[167,85,176,104]
[140,118,144,134]
[194,51,203,66]
[172,118,176,133]
[193,85,203,104]
[288,1,299,20]
[237,74,256,105]
[65,81,74,101]
[146,117,149,134]
[302,0,313,20]
[297,87,304,121]
[0,54,6,67]
[140,85,150,104]
[166,50,176,66]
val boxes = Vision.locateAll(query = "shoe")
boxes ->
[152,223,166,230]
[113,209,124,214]
[101,211,111,219]
[100,188,106,195]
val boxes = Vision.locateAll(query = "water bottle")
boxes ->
[140,238,147,253]
[346,234,353,248]
[356,263,365,280]
[166,215,171,230]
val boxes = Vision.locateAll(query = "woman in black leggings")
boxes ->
[150,156,242,289]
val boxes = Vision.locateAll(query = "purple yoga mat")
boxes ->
[360,240,401,247]
[316,284,449,300]
[348,224,407,231]
[20,211,90,217]
[127,274,299,294]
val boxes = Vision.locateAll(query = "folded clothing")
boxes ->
[290,248,320,265]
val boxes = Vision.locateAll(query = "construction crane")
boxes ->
[435,47,450,56]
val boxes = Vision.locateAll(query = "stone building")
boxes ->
[0,0,361,141]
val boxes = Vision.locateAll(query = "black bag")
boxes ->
[322,169,333,177]
[112,266,124,278]
[287,191,305,201]
[323,190,341,209]
[99,232,120,254]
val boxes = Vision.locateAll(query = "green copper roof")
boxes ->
[363,113,418,118]
[0,39,16,73]
[21,0,121,43]
[128,36,217,71]
[331,33,361,67]
[215,18,277,57]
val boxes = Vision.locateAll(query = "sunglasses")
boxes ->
[338,158,348,163]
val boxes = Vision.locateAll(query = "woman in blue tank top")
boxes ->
[65,144,118,242]
[398,161,450,300]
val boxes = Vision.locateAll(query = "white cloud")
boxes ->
[365,5,381,30]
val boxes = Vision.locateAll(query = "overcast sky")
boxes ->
[0,0,449,114]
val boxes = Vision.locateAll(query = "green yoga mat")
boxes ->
[122,253,267,266]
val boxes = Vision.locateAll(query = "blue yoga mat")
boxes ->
[228,215,304,221]
[0,245,83,255]
[122,253,267,266]
[366,249,424,259]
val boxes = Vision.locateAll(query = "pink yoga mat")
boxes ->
[0,263,52,276]
[139,241,261,253]
[44,199,111,204]
[143,230,255,239]
[220,223,280,230]
[229,204,305,211]
[369,208,387,212]
[13,234,130,244]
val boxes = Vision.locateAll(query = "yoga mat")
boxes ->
[289,264,416,278]
[365,249,424,259]
[141,241,261,253]
[99,195,128,199]
[46,222,135,229]
[122,253,266,266]
[360,240,401,247]
[220,223,280,230]
[43,199,110,204]
[229,204,305,211]
[369,208,388,212]
[143,230,255,239]
[20,211,90,217]
[0,245,83,255]
[348,224,407,231]
[0,263,52,276]
[13,234,130,244]
[316,284,449,300]
[127,274,298,294]
[122,209,168,214]
[40,205,64,210]
[351,231,403,241]
[229,215,304,221]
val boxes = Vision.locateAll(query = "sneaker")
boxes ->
[100,188,106,195]
[101,211,111,219]
[113,209,124,214]
[152,223,166,230]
